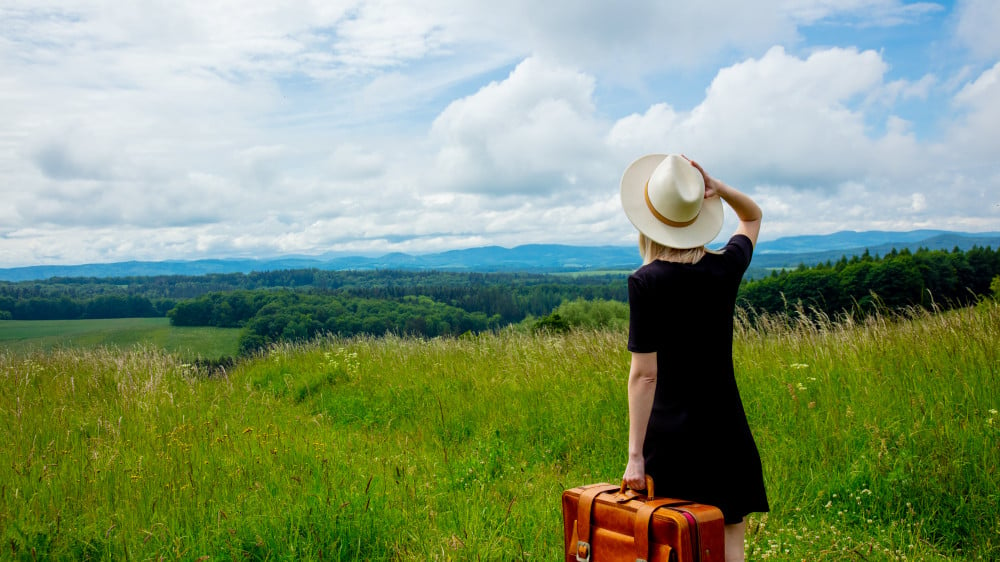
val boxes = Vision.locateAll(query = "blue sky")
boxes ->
[1,0,998,267]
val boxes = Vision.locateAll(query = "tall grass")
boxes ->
[737,303,999,559]
[1,303,997,560]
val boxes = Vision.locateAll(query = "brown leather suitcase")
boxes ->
[561,479,725,562]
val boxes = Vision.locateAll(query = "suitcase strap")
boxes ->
[634,498,691,562]
[575,484,620,562]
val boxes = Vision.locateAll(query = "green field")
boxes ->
[0,318,241,358]
[1,303,998,560]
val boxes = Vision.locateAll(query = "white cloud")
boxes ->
[947,62,1000,159]
[325,144,386,181]
[332,0,455,68]
[609,46,891,187]
[879,74,936,106]
[955,0,1000,59]
[429,57,609,195]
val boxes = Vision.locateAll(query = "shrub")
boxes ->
[553,298,629,330]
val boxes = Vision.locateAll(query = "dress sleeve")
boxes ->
[722,234,754,273]
[627,272,657,353]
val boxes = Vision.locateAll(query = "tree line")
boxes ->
[0,270,624,319]
[0,269,622,300]
[0,294,176,321]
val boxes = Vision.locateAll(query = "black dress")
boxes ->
[627,234,769,524]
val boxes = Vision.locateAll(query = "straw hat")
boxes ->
[620,154,723,249]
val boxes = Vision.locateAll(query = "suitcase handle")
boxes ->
[620,475,655,499]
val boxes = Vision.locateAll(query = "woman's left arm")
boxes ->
[688,159,762,247]
[623,352,657,490]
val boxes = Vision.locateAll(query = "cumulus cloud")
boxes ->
[608,46,893,186]
[429,57,609,195]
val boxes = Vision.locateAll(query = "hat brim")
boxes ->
[620,154,724,249]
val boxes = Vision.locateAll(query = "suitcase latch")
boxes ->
[576,540,591,562]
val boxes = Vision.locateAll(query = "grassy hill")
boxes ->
[1,303,998,560]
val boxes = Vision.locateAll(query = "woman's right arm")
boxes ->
[623,351,657,491]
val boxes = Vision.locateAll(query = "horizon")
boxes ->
[2,228,998,271]
[2,1,999,268]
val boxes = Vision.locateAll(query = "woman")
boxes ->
[619,154,769,562]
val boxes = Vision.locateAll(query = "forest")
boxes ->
[739,245,1000,316]
[0,270,624,322]
[2,245,998,353]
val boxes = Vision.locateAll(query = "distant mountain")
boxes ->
[1,230,997,282]
[753,230,1000,254]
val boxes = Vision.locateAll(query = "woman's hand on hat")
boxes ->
[686,157,723,199]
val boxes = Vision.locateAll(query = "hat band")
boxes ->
[644,181,698,228]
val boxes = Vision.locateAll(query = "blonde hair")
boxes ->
[638,233,719,265]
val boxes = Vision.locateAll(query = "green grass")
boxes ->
[1,303,998,560]
[0,318,240,358]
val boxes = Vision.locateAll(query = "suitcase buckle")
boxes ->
[576,540,591,562]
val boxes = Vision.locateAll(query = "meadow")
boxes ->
[1,302,998,560]
[0,318,240,358]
